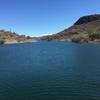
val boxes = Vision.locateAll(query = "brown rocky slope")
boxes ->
[41,14,100,43]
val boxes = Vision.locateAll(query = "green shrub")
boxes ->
[0,39,5,44]
[89,33,100,40]
[26,36,31,39]
[71,35,83,43]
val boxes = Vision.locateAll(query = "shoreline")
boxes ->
[1,40,100,45]
[1,39,38,45]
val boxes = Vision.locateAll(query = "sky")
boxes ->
[0,0,100,36]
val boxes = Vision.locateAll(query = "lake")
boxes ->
[0,41,100,100]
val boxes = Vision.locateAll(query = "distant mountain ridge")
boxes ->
[41,14,100,43]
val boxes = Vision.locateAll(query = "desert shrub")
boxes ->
[71,37,81,43]
[71,35,84,43]
[89,33,100,40]
[26,36,31,39]
[0,39,5,44]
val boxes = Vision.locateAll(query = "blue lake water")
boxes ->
[0,41,100,100]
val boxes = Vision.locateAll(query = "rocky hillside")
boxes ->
[41,14,100,43]
[0,30,38,44]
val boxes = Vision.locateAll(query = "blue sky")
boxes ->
[0,0,100,36]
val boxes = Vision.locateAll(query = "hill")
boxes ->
[0,30,38,44]
[41,14,100,43]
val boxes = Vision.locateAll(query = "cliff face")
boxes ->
[41,14,100,43]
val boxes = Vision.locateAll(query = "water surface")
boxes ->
[0,42,100,100]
